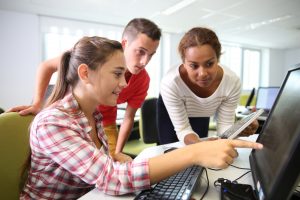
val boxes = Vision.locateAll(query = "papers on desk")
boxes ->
[134,142,185,161]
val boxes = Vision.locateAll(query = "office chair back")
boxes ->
[139,97,159,144]
[0,112,34,199]
[0,107,4,114]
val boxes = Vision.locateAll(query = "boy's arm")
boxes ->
[115,105,137,153]
[7,56,61,115]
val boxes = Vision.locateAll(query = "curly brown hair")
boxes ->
[178,27,221,62]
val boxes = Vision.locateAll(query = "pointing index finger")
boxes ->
[230,139,263,149]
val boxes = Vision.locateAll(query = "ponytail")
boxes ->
[45,51,72,107]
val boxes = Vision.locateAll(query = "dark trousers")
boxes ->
[156,94,209,144]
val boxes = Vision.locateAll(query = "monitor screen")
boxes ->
[255,87,280,111]
[249,67,300,200]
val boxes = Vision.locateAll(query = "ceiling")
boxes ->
[1,0,300,49]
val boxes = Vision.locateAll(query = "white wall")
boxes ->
[0,10,40,110]
[285,48,300,71]
[260,48,298,87]
[260,48,270,86]
[268,49,286,86]
[0,9,299,111]
[161,32,182,78]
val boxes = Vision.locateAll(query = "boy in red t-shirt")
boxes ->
[8,18,161,162]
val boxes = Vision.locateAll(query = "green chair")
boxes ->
[208,116,217,131]
[239,94,255,106]
[123,98,158,157]
[0,112,34,199]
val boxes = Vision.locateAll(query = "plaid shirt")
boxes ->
[20,93,150,199]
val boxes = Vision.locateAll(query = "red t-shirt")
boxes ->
[98,69,150,126]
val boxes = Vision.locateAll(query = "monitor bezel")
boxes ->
[245,87,256,108]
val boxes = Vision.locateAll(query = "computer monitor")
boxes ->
[255,87,280,112]
[249,67,300,200]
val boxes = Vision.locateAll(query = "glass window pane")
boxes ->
[44,33,60,59]
[243,49,260,90]
[220,45,242,78]
[147,44,161,97]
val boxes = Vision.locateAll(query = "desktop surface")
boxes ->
[79,135,257,200]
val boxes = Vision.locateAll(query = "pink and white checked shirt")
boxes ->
[20,93,150,199]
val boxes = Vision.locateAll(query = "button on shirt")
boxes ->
[20,93,150,199]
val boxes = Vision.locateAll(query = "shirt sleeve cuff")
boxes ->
[177,129,199,143]
[217,124,232,136]
[131,158,151,191]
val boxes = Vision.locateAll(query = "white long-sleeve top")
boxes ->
[160,65,241,142]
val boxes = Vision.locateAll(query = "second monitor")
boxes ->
[255,87,280,114]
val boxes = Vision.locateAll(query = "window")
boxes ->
[242,49,260,90]
[220,44,261,90]
[146,44,162,97]
[220,45,242,77]
[40,16,123,85]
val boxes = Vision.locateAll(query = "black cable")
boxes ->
[229,164,251,170]
[214,178,223,189]
[210,165,252,193]
[199,168,209,200]
[207,167,222,171]
[208,164,250,171]
[234,170,251,182]
[210,165,256,200]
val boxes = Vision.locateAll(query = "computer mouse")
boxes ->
[164,147,178,153]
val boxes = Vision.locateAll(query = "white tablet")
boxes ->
[219,109,264,139]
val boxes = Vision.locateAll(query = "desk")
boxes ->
[79,135,258,200]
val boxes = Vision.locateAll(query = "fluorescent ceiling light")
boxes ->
[248,15,291,30]
[162,0,196,15]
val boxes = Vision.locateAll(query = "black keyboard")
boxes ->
[134,165,203,200]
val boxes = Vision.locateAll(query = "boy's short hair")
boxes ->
[122,18,161,43]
